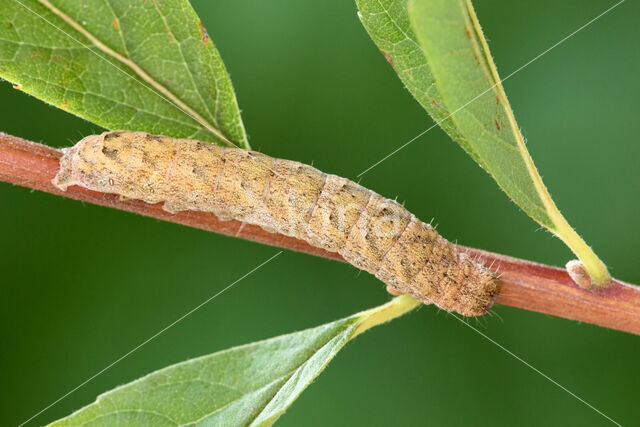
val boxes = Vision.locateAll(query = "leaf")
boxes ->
[0,0,248,148]
[356,0,609,285]
[49,295,419,426]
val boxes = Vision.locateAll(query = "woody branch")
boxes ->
[2,131,639,335]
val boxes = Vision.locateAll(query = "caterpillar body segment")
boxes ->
[54,131,500,316]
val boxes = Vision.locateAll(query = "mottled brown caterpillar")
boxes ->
[53,131,499,316]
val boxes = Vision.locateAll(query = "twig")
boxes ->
[2,132,639,335]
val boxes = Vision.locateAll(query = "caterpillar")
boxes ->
[53,131,500,316]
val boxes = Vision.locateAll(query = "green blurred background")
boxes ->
[1,0,639,425]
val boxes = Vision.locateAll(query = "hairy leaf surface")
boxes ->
[356,0,608,284]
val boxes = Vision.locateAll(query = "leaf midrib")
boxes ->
[36,0,233,146]
[148,0,219,129]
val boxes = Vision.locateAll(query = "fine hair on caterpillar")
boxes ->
[53,131,500,316]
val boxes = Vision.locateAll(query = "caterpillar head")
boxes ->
[52,131,134,195]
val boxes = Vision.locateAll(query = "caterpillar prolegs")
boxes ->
[53,131,500,316]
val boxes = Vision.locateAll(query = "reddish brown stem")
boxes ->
[2,132,639,334]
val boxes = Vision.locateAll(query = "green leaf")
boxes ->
[356,0,609,285]
[0,0,248,148]
[49,295,419,426]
